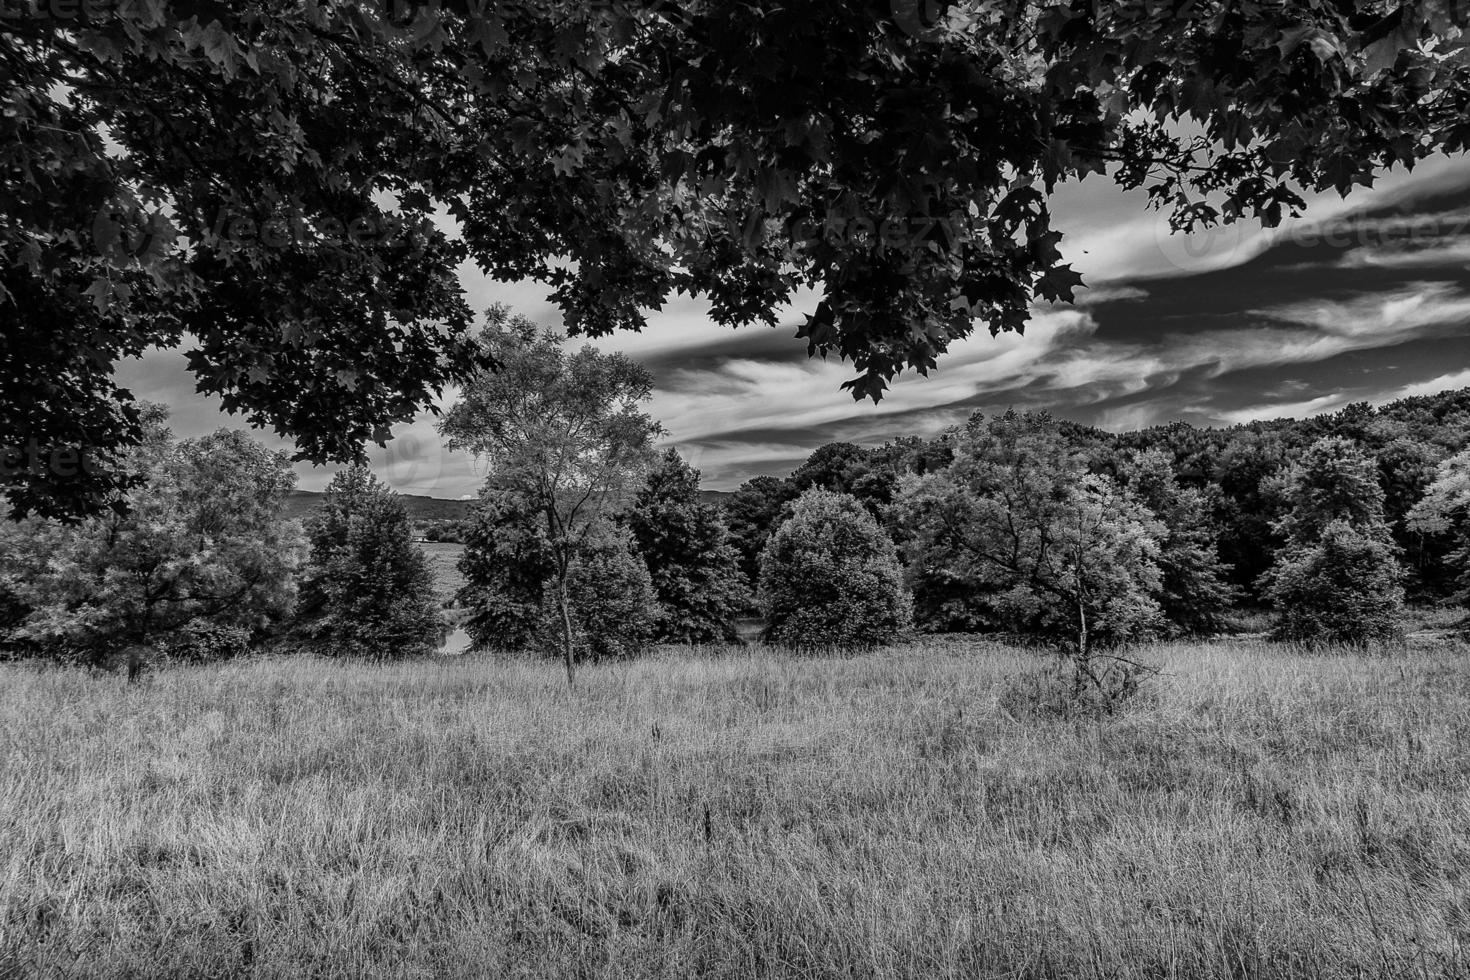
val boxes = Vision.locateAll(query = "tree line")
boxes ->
[5,312,1470,681]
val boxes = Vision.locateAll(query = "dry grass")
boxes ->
[2,639,1469,979]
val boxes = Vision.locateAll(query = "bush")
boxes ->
[1261,522,1406,646]
[163,620,252,664]
[997,659,1158,720]
[758,489,911,647]
[556,529,661,661]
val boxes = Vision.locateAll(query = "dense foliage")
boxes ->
[456,492,660,663]
[294,467,444,660]
[626,450,750,644]
[1260,438,1406,644]
[440,308,663,682]
[0,411,301,664]
[758,490,911,648]
[893,412,1164,653]
[1116,449,1236,636]
[1261,521,1407,646]
[10,0,1470,518]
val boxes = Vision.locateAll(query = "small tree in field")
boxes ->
[439,306,663,684]
[295,467,444,660]
[0,411,302,665]
[758,490,911,648]
[626,450,749,643]
[1261,437,1405,645]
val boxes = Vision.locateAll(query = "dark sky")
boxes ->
[117,154,1470,495]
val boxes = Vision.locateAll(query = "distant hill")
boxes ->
[283,487,737,523]
[281,490,476,524]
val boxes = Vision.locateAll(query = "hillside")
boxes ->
[283,487,736,523]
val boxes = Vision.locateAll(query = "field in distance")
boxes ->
[3,639,1468,979]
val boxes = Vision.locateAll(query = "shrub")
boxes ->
[557,528,661,661]
[997,659,1158,720]
[1261,522,1406,646]
[757,489,911,648]
[163,620,252,664]
[295,467,444,660]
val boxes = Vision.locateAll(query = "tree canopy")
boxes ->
[0,410,302,662]
[8,0,1470,517]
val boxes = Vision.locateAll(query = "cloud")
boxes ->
[1390,368,1470,401]
[1212,392,1357,426]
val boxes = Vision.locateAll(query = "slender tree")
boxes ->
[439,307,663,683]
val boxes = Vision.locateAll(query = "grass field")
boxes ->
[416,541,467,606]
[3,639,1469,978]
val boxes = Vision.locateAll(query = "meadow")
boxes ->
[2,639,1469,979]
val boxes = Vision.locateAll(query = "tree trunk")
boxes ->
[557,577,576,687]
[1076,597,1088,661]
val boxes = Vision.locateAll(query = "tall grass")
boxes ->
[2,639,1468,978]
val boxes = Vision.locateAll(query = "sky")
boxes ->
[117,153,1470,495]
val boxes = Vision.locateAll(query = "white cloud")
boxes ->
[1389,368,1470,401]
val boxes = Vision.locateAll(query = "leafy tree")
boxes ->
[439,307,662,683]
[626,450,749,643]
[456,492,659,661]
[1261,437,1405,644]
[1408,448,1470,609]
[456,487,556,653]
[1118,449,1236,636]
[789,442,900,515]
[892,412,1164,654]
[10,0,1470,518]
[1211,430,1293,595]
[1260,522,1406,646]
[559,524,662,662]
[0,415,301,663]
[725,475,796,583]
[294,466,444,660]
[758,490,911,648]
